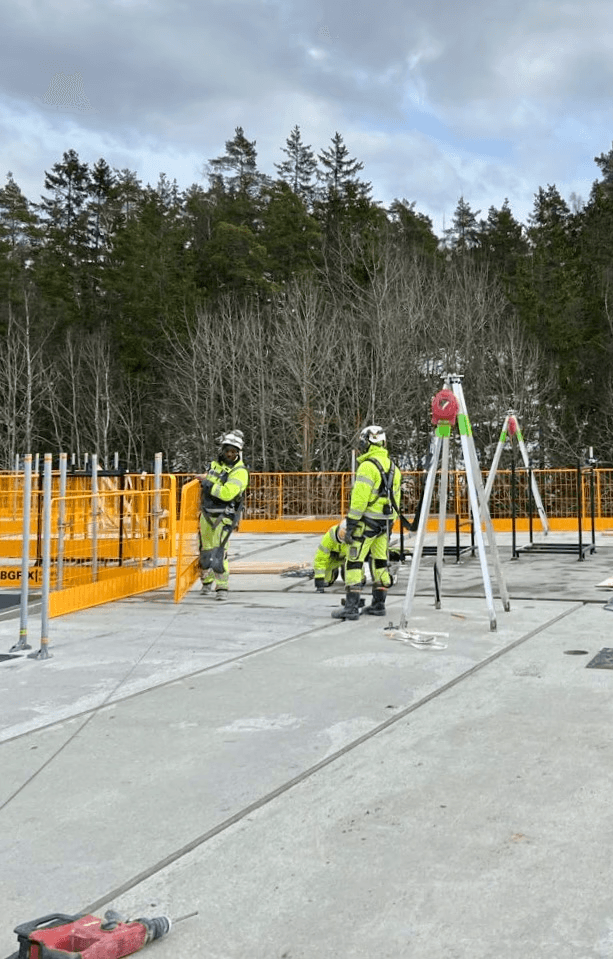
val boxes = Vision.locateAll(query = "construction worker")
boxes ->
[313,520,349,591]
[331,425,402,621]
[196,430,249,600]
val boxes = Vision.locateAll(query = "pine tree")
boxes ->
[477,199,527,289]
[207,126,268,200]
[313,132,377,254]
[260,181,322,284]
[114,168,143,222]
[515,185,588,434]
[34,149,92,327]
[105,176,197,374]
[0,173,41,333]
[275,125,318,209]
[316,132,372,201]
[387,198,439,257]
[201,128,272,296]
[444,196,481,253]
[88,158,118,258]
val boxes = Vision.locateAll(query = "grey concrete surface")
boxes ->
[1,530,613,958]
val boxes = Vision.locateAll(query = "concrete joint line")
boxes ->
[81,601,584,916]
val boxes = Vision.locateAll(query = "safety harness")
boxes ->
[365,457,419,561]
[199,463,249,572]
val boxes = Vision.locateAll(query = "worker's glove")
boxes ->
[314,577,325,593]
[344,519,359,546]
[200,478,213,495]
[218,470,228,483]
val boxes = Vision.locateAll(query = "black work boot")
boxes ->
[331,590,361,620]
[364,587,387,616]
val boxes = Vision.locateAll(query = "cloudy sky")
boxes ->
[1,0,612,235]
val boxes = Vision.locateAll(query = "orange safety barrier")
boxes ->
[173,479,201,603]
[0,478,174,616]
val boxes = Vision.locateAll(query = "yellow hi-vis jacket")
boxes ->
[347,445,401,530]
[200,458,249,519]
[313,524,349,575]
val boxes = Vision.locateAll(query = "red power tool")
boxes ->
[6,908,196,959]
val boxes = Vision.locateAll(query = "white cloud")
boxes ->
[0,0,612,234]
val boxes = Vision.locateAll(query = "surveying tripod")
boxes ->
[484,410,550,535]
[399,375,510,632]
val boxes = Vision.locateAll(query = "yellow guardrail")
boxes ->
[0,479,173,615]
[48,486,170,617]
[0,473,177,558]
[2,467,611,613]
[174,479,201,603]
[224,468,611,533]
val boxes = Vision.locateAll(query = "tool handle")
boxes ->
[13,915,82,938]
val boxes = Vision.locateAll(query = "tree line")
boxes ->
[1,126,613,472]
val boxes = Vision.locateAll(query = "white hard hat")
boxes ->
[357,425,386,451]
[219,430,244,451]
[334,519,347,544]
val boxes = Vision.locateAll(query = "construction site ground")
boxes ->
[2,529,613,959]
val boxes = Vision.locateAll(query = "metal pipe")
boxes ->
[153,452,162,567]
[57,452,67,590]
[11,455,32,652]
[28,453,52,660]
[91,453,99,581]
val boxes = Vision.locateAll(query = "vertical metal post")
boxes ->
[153,452,162,567]
[11,455,32,651]
[511,453,518,560]
[91,453,99,581]
[35,455,43,568]
[577,461,583,560]
[118,472,125,567]
[590,466,596,550]
[28,453,52,660]
[57,452,67,590]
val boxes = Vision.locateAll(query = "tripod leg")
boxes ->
[399,435,442,630]
[435,433,450,605]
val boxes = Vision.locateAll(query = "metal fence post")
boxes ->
[28,453,52,660]
[11,454,33,652]
[57,452,67,590]
[91,453,99,581]
[153,452,162,567]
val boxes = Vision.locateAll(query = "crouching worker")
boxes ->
[313,520,349,592]
[332,425,401,621]
[196,430,249,600]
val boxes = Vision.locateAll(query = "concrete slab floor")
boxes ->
[1,532,613,958]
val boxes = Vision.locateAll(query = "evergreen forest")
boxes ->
[2,125,613,472]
